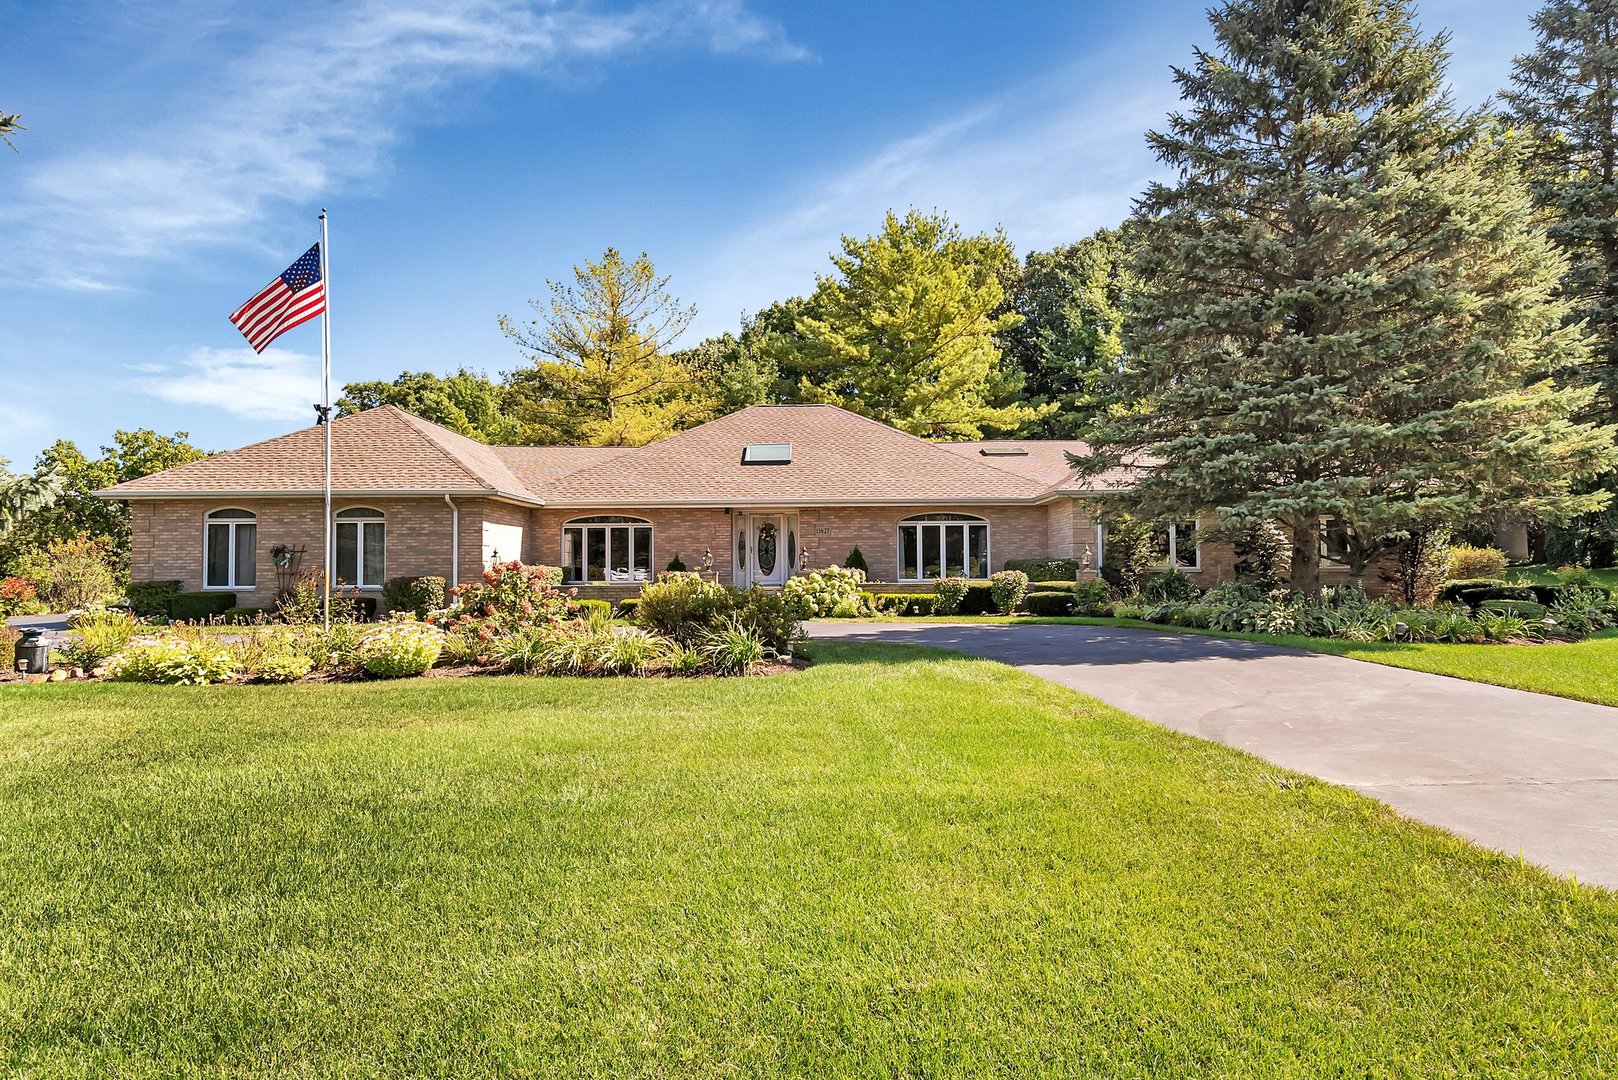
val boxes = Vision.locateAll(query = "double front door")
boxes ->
[734,513,798,588]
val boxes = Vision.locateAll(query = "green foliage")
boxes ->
[1448,545,1510,581]
[10,537,119,611]
[0,575,40,618]
[109,636,240,685]
[572,598,613,621]
[1100,514,1159,596]
[782,210,1043,437]
[0,110,23,152]
[1508,1,1618,427]
[932,577,968,616]
[382,575,447,618]
[634,573,733,646]
[60,609,137,669]
[998,229,1131,436]
[1386,528,1452,606]
[730,587,803,654]
[989,570,1029,615]
[168,591,236,622]
[1078,0,1618,595]
[701,619,769,674]
[1480,600,1550,620]
[493,620,674,677]
[252,651,314,684]
[1142,570,1199,604]
[500,248,705,446]
[438,561,573,650]
[338,369,518,443]
[125,580,182,620]
[1023,591,1077,616]
[1437,581,1536,607]
[357,618,445,678]
[665,553,687,572]
[843,546,869,574]
[872,593,935,616]
[1003,558,1083,581]
[1072,579,1113,616]
[781,565,867,618]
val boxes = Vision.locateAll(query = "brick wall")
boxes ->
[130,496,524,610]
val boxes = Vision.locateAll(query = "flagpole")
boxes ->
[320,209,332,634]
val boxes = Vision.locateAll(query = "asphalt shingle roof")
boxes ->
[97,403,1134,504]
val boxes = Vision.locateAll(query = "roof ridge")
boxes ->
[383,406,503,491]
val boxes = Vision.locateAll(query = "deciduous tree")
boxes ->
[338,369,517,443]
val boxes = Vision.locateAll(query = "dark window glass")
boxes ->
[586,529,607,583]
[922,526,942,579]
[900,527,918,580]
[362,523,384,586]
[968,524,988,578]
[633,527,652,578]
[234,523,257,587]
[945,525,965,577]
[336,522,358,584]
[206,523,231,587]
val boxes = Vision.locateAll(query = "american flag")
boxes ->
[229,244,325,352]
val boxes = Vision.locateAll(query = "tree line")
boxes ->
[9,0,1618,591]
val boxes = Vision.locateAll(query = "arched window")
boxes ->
[563,515,652,584]
[335,507,386,588]
[204,508,257,589]
[898,513,989,581]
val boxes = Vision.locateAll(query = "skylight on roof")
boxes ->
[742,443,792,465]
[978,447,1029,457]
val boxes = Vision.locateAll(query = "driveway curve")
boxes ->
[809,621,1618,888]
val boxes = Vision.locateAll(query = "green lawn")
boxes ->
[877,615,1618,708]
[3,644,1616,1076]
[1511,564,1618,588]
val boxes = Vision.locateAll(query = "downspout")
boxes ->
[444,494,460,594]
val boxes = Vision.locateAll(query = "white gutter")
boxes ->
[443,494,460,590]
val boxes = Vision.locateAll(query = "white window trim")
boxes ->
[335,508,387,590]
[1160,521,1201,572]
[896,515,991,582]
[203,507,257,590]
[562,517,654,585]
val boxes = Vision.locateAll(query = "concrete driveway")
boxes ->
[809,621,1618,888]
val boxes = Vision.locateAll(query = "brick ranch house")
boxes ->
[97,402,1276,610]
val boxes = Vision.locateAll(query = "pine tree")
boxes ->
[785,210,1044,438]
[1507,0,1618,562]
[1075,0,1617,593]
[500,249,702,446]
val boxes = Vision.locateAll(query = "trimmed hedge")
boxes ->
[1004,558,1082,581]
[1480,599,1549,620]
[1023,591,1076,616]
[126,580,183,620]
[573,598,613,620]
[168,591,236,621]
[1438,580,1537,608]
[873,593,935,616]
[957,582,998,616]
[383,575,447,618]
[615,597,640,618]
[221,607,270,624]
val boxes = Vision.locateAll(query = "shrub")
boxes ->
[12,538,120,611]
[703,619,769,674]
[1554,564,1602,590]
[357,618,445,678]
[61,608,138,669]
[125,580,182,620]
[1100,514,1160,595]
[873,593,935,616]
[1386,528,1450,605]
[253,651,314,683]
[0,626,16,671]
[732,586,803,654]
[635,573,733,645]
[1479,599,1548,620]
[275,573,326,625]
[572,598,613,621]
[989,570,1029,615]
[666,553,688,572]
[781,565,866,618]
[664,643,708,676]
[592,625,670,675]
[1072,579,1112,616]
[311,621,367,671]
[1004,558,1083,581]
[1024,591,1076,616]
[382,575,447,618]
[168,591,236,622]
[220,607,269,624]
[1549,589,1615,635]
[439,561,574,644]
[1477,611,1533,642]
[616,597,640,618]
[1217,521,1290,590]
[844,546,870,574]
[109,636,241,685]
[0,576,40,618]
[933,577,968,615]
[1448,544,1509,581]
[952,582,997,615]
[1142,570,1199,603]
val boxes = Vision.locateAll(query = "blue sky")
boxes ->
[1,0,1538,465]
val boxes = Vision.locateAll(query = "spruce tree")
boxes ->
[1076,0,1616,593]
[1507,0,1618,561]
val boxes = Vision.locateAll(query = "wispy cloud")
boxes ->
[684,58,1179,338]
[6,0,803,291]
[134,347,323,422]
